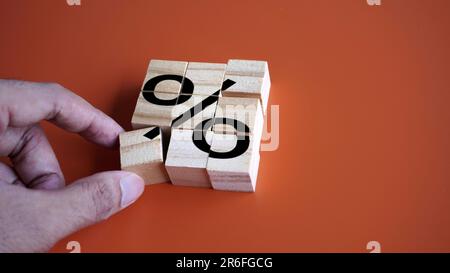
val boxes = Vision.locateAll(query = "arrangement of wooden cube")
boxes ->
[120,59,271,192]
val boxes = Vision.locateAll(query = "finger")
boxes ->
[43,171,144,242]
[0,125,64,190]
[0,162,24,187]
[0,80,123,147]
[0,172,143,252]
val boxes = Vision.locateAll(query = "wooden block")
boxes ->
[222,59,271,113]
[183,62,226,96]
[165,129,213,188]
[131,91,180,129]
[133,59,190,129]
[119,127,169,184]
[141,59,188,93]
[208,97,264,192]
[206,133,261,192]
[213,97,264,143]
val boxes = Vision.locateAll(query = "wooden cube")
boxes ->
[119,127,169,184]
[141,59,188,93]
[165,129,213,188]
[183,62,226,96]
[222,59,271,114]
[206,133,261,192]
[212,97,264,140]
[134,59,188,129]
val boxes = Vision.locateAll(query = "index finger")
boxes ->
[0,80,124,147]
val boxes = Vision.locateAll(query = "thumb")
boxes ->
[51,171,145,239]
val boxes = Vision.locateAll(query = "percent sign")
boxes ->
[141,75,251,159]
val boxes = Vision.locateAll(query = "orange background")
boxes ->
[0,0,449,252]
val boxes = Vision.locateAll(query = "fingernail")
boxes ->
[119,174,145,208]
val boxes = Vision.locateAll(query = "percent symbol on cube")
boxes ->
[120,59,270,192]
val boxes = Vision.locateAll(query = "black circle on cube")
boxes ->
[142,74,194,105]
[192,118,250,159]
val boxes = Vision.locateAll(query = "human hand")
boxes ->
[0,80,145,252]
